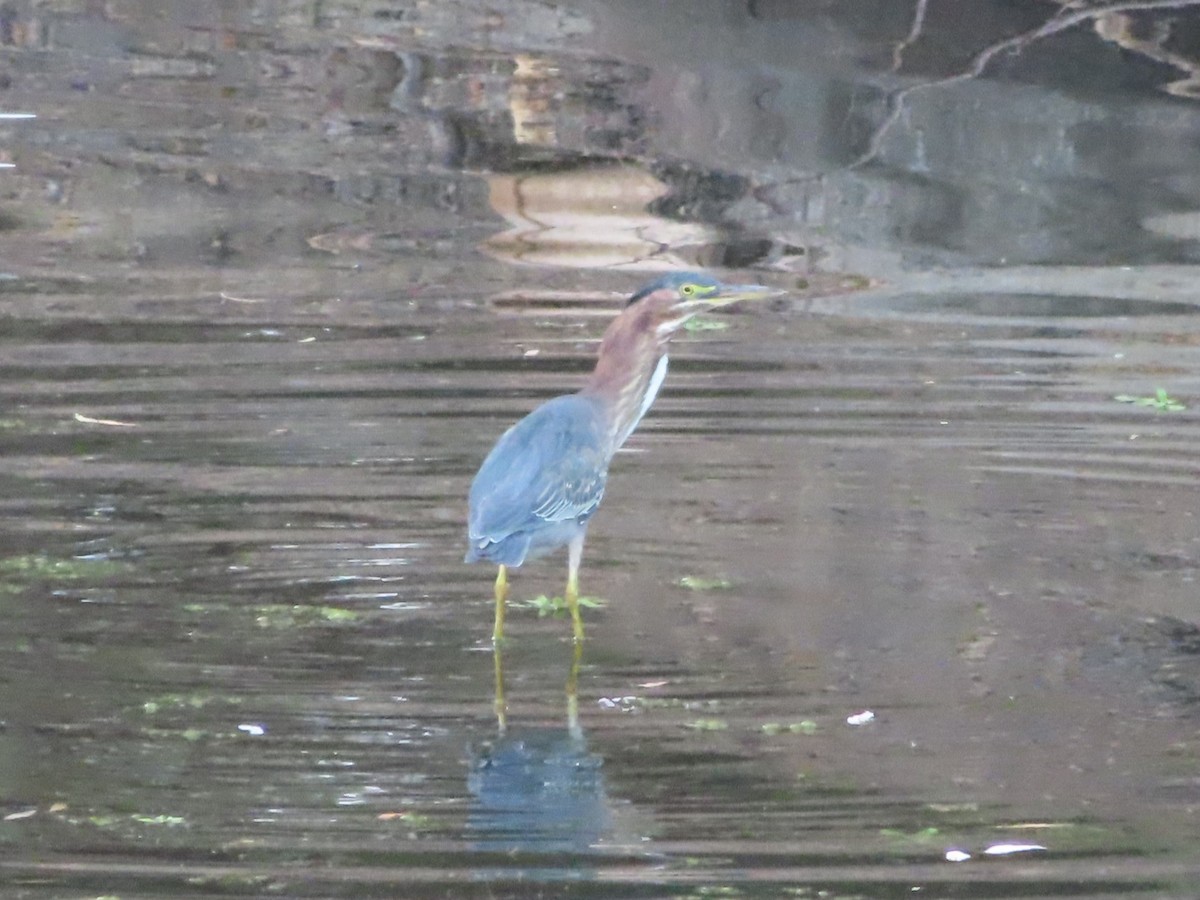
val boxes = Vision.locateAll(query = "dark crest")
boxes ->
[625,271,722,307]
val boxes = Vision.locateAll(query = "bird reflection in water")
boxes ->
[468,640,612,855]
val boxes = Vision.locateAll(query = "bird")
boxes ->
[466,271,780,644]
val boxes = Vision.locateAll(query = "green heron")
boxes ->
[466,271,779,643]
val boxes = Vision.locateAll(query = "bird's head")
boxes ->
[584,270,782,447]
[625,271,781,337]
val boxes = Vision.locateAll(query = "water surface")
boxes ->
[2,1,1199,897]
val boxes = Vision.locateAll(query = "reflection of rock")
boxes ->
[467,726,611,853]
[483,165,718,269]
[1093,11,1200,100]
[510,54,558,147]
[1142,210,1200,241]
[373,37,647,171]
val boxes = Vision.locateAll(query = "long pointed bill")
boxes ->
[709,282,784,307]
[663,280,784,332]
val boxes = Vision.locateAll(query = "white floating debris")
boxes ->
[597,695,637,709]
[846,710,875,726]
[237,723,266,736]
[984,843,1046,856]
[74,412,138,428]
[3,808,37,821]
[944,849,971,862]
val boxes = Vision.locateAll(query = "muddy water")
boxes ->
[2,2,1200,897]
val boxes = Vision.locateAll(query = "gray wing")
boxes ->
[468,394,609,546]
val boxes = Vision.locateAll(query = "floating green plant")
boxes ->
[131,813,186,827]
[141,693,240,715]
[685,718,729,731]
[761,720,818,736]
[0,553,128,580]
[254,604,360,628]
[880,826,942,845]
[87,812,186,829]
[678,575,732,591]
[682,316,730,333]
[378,810,433,828]
[1114,387,1186,411]
[510,594,606,616]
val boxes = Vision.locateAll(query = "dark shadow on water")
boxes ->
[469,725,610,854]
[468,641,615,858]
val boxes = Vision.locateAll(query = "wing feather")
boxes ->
[468,395,609,547]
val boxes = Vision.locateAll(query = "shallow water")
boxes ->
[2,2,1200,897]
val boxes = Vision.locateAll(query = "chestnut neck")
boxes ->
[580,304,672,453]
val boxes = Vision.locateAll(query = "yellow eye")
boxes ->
[680,283,697,297]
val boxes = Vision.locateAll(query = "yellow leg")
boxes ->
[566,533,585,643]
[492,564,508,644]
[566,577,583,643]
[565,637,582,738]
[493,635,508,734]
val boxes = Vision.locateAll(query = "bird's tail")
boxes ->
[464,533,530,567]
